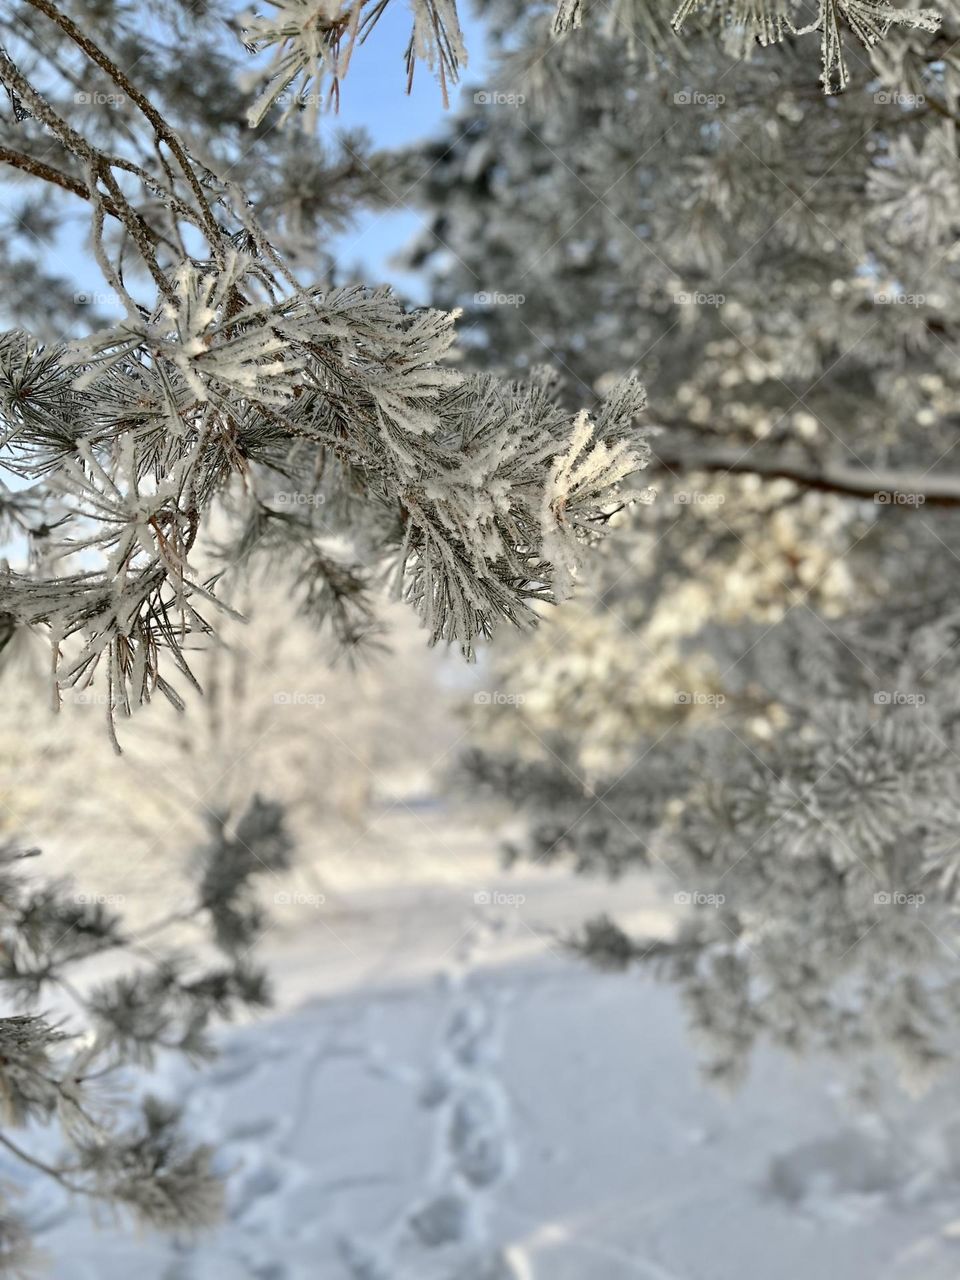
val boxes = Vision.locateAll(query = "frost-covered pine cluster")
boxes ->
[0,0,649,750]
[242,0,948,101]
[241,0,469,120]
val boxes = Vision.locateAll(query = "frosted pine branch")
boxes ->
[0,0,649,742]
[241,0,468,123]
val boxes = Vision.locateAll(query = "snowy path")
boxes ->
[16,816,960,1279]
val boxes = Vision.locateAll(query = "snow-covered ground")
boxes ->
[15,806,960,1280]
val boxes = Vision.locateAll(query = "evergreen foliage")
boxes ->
[0,0,640,1259]
[406,0,960,1087]
[0,797,290,1270]
[0,0,647,750]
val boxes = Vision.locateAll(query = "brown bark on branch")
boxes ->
[652,444,960,506]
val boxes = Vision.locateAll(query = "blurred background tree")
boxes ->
[400,0,960,1086]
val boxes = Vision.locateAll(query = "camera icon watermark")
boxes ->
[274,890,325,907]
[74,90,125,106]
[474,90,526,107]
[273,691,325,706]
[275,90,323,108]
[873,90,925,106]
[74,290,121,308]
[674,890,725,908]
[474,690,526,706]
[874,490,925,506]
[673,90,725,108]
[674,691,726,707]
[674,490,725,506]
[674,291,725,307]
[474,291,525,307]
[273,491,325,506]
[64,688,111,706]
[873,690,926,706]
[874,890,925,908]
[474,889,526,907]
[874,292,925,307]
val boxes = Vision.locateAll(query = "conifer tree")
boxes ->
[403,0,960,1086]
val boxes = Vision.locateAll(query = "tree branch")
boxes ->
[652,444,960,506]
[24,0,225,259]
[0,1131,93,1197]
[0,145,162,245]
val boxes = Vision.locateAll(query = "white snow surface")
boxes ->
[16,806,960,1280]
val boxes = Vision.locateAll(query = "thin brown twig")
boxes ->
[23,0,226,261]
[0,145,163,246]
